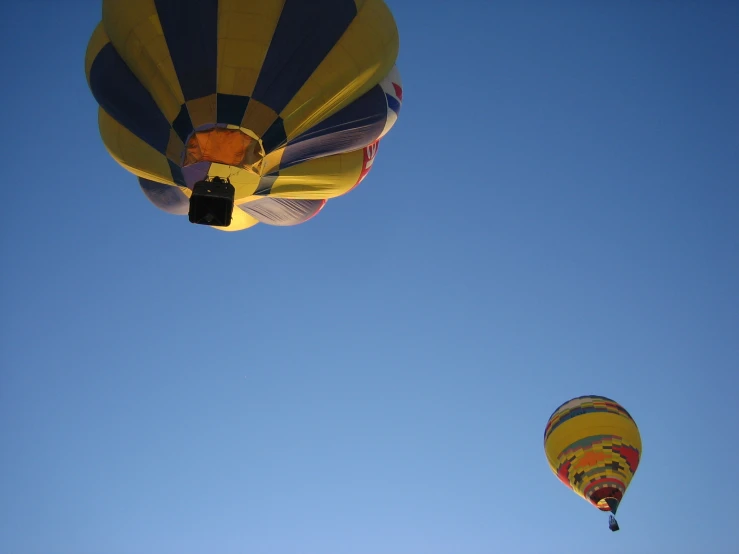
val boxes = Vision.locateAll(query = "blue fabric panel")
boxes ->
[239,197,325,226]
[154,0,219,101]
[251,0,357,114]
[279,84,387,169]
[217,93,251,126]
[167,160,187,187]
[262,119,288,154]
[139,178,190,215]
[172,105,194,144]
[89,43,171,154]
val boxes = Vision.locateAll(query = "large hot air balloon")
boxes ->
[84,0,402,231]
[544,395,642,532]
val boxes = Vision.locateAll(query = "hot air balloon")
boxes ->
[84,0,403,231]
[544,395,642,532]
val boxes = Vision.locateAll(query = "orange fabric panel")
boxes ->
[575,451,607,469]
[184,128,264,173]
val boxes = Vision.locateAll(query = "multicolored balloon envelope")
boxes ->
[544,395,642,531]
[85,0,403,231]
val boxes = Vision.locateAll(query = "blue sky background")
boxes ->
[2,1,738,553]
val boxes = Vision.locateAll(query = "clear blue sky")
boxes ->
[2,2,738,553]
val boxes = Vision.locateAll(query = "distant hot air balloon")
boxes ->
[84,0,403,231]
[544,395,642,532]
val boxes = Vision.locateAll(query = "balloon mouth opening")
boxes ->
[595,496,621,513]
[184,127,264,175]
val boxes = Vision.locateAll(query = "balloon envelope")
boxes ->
[85,0,403,231]
[544,395,642,515]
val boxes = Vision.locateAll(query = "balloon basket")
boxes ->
[608,515,620,532]
[188,177,235,227]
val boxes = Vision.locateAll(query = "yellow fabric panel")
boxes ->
[261,148,285,175]
[213,206,260,232]
[544,412,642,465]
[166,129,185,163]
[280,0,399,140]
[205,163,261,202]
[217,0,285,96]
[98,107,175,186]
[241,99,280,139]
[267,149,364,199]
[101,0,185,123]
[186,94,218,129]
[84,23,110,87]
